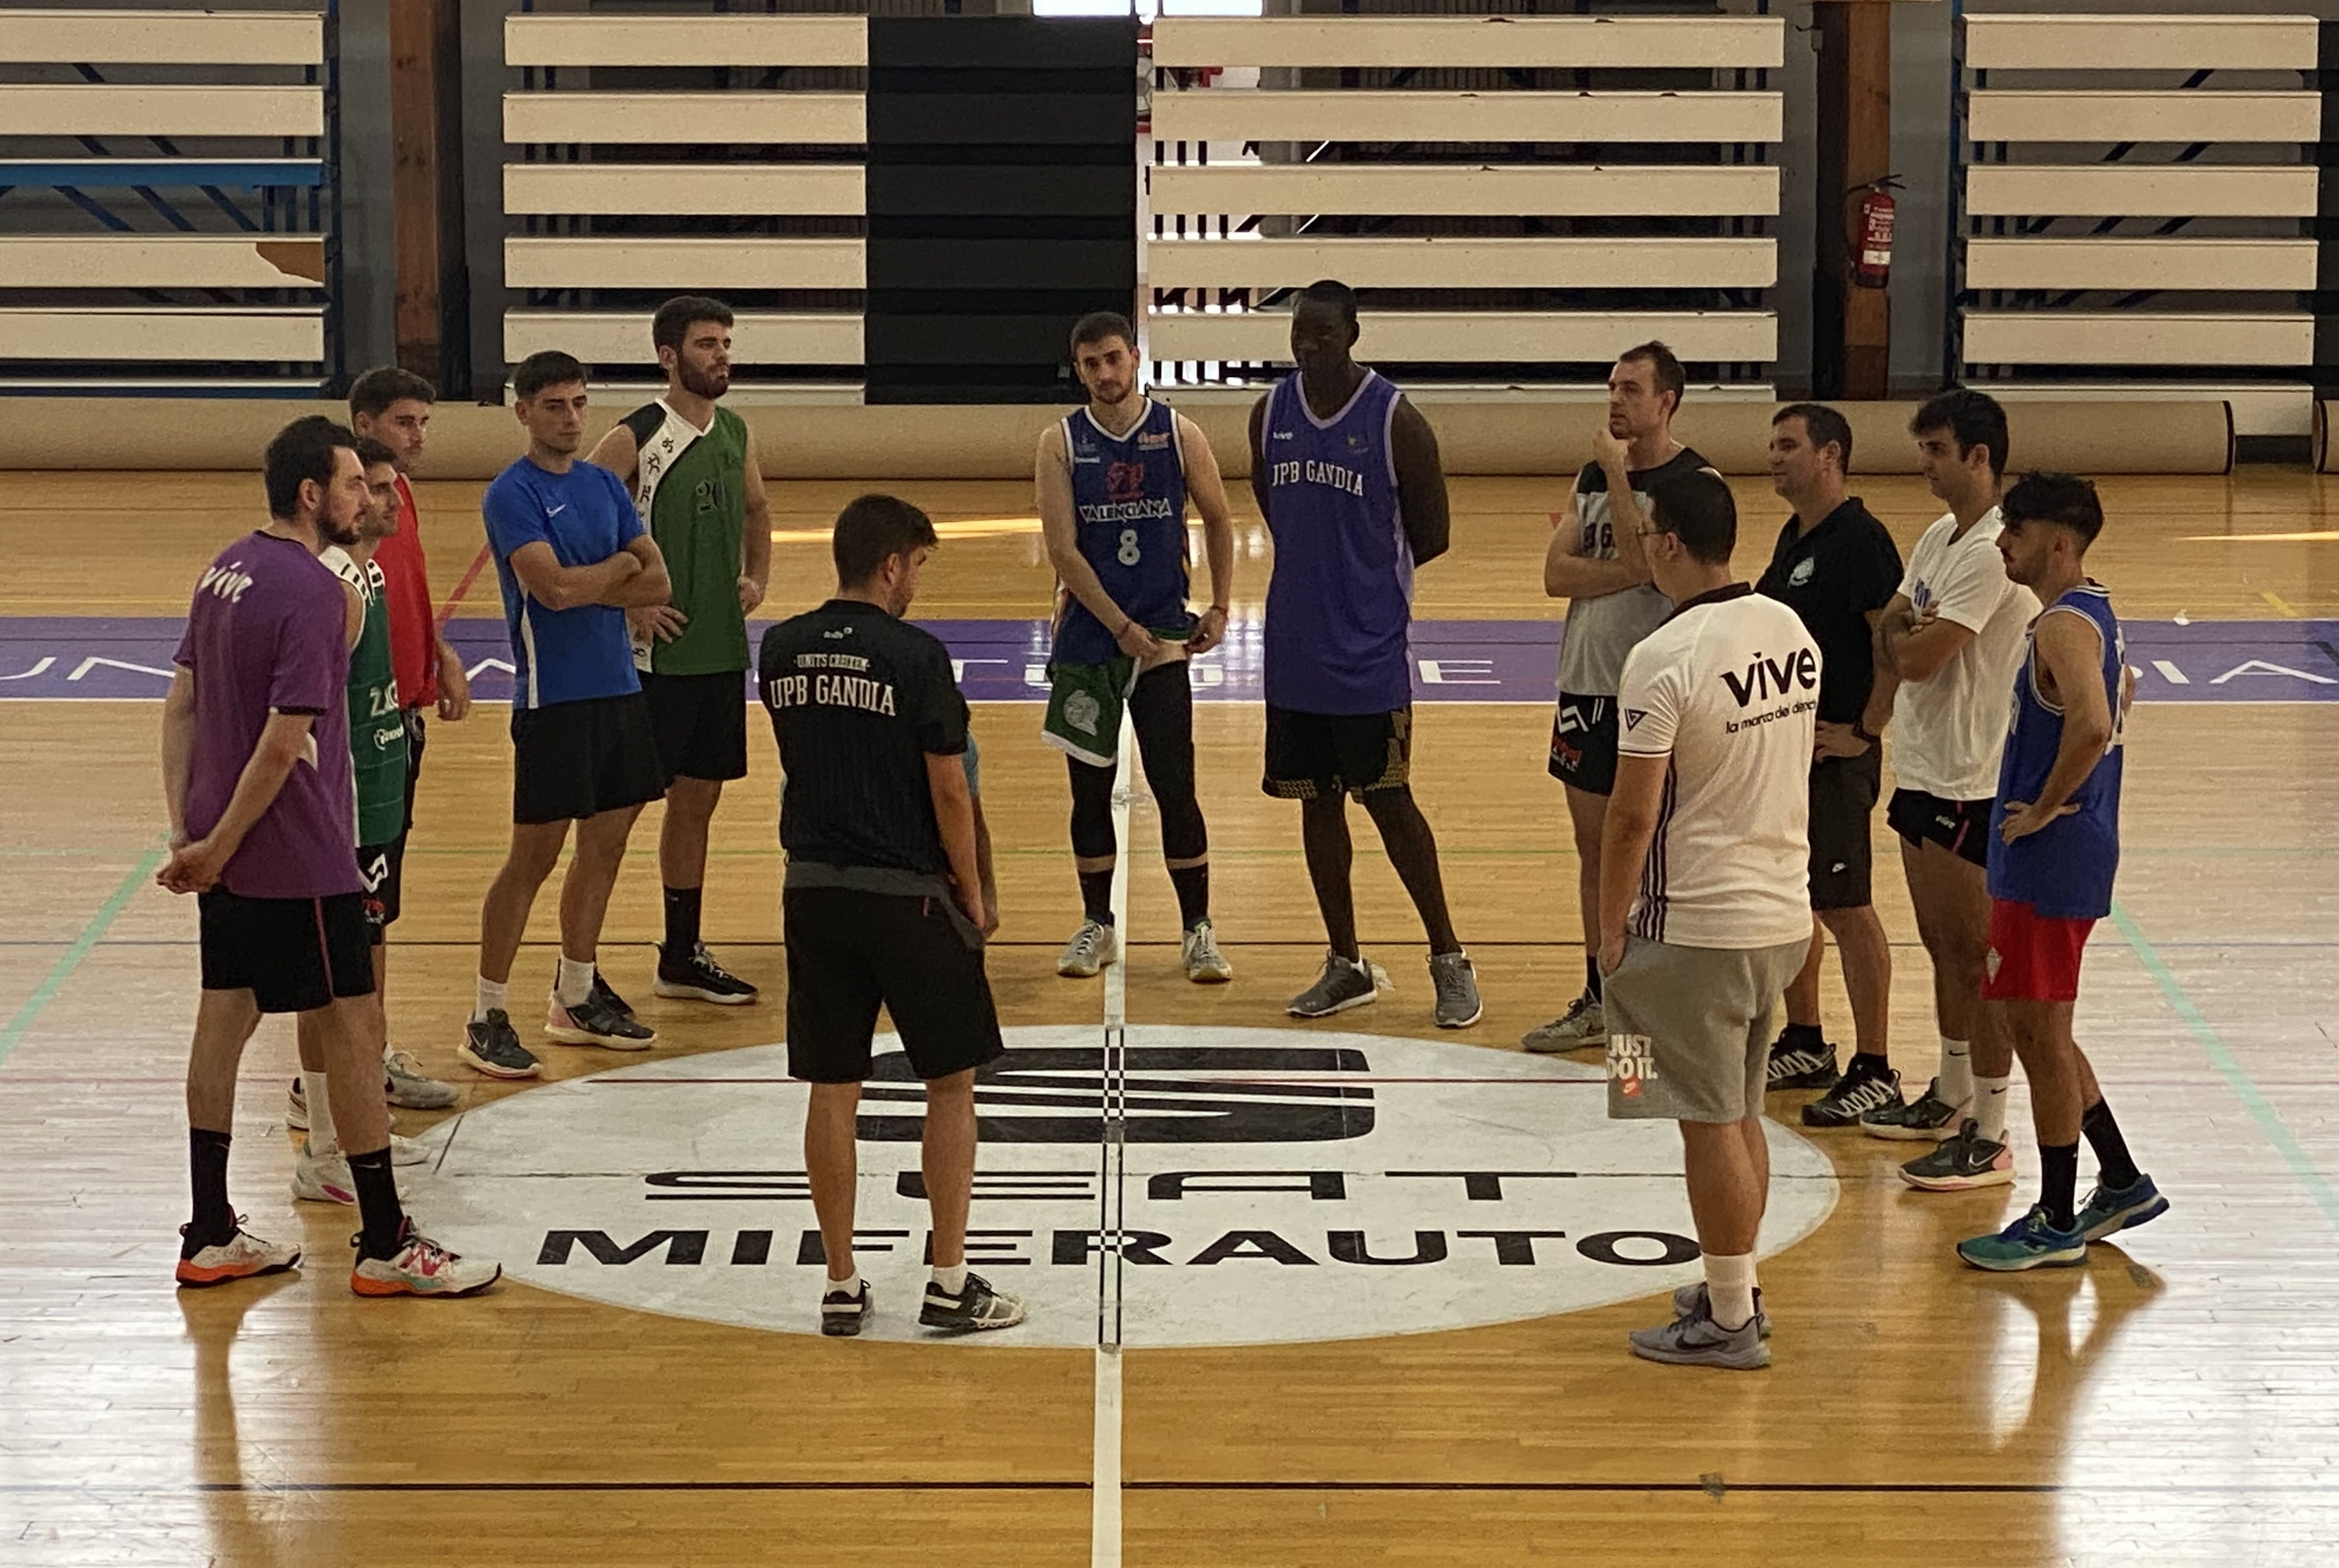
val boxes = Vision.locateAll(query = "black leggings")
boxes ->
[1068,661,1208,863]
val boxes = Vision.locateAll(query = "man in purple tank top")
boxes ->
[1245,280,1482,1027]
[159,416,498,1300]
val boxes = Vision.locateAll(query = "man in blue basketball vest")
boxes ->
[1245,279,1482,1028]
[1954,473,2165,1271]
[1037,311,1239,984]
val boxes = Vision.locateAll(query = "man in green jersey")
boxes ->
[585,296,771,1006]
[292,434,431,1206]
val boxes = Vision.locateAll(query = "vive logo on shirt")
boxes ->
[1720,648,1819,708]
[198,560,255,603]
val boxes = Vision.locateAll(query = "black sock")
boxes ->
[1078,869,1115,926]
[348,1146,405,1261]
[2081,1098,2140,1190]
[1779,1021,1825,1050]
[2039,1142,2080,1231]
[1849,1050,1890,1077]
[662,885,703,957]
[1170,864,1209,930]
[185,1128,235,1254]
[1584,953,1602,1001]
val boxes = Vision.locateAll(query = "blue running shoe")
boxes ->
[1957,1204,2087,1272]
[2076,1174,2167,1243]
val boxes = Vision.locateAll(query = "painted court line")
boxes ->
[1092,711,1135,1568]
[0,846,162,1071]
[2109,900,2339,1235]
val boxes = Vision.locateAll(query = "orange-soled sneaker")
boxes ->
[349,1218,502,1299]
[175,1221,301,1289]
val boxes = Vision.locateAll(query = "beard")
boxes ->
[323,512,363,548]
[680,360,730,400]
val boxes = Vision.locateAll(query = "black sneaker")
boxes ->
[1862,1077,1969,1142]
[919,1272,1028,1333]
[1766,1031,1838,1091]
[545,989,657,1050]
[654,941,759,1006]
[821,1279,873,1338]
[1800,1056,1900,1128]
[458,1009,541,1079]
[588,968,635,1019]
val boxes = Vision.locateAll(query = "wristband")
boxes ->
[1852,721,1879,745]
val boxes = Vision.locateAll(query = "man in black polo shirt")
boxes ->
[1757,403,1906,1127]
[758,494,1024,1339]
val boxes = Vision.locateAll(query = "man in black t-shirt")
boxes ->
[1757,403,1906,1128]
[758,494,1023,1340]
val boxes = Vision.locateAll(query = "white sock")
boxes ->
[1938,1037,1974,1108]
[473,976,508,1023]
[1704,1252,1759,1332]
[556,955,594,1008]
[1975,1075,2013,1144]
[824,1269,861,1297]
[931,1262,969,1296]
[303,1070,337,1155]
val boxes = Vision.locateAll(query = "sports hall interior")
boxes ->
[3,2,2337,1565]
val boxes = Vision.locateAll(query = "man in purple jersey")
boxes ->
[1245,280,1481,1028]
[159,415,499,1300]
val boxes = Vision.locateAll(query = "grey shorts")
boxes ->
[1603,934,1809,1123]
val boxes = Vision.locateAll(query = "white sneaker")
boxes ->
[176,1221,301,1288]
[1057,919,1119,979]
[1181,919,1233,983]
[293,1147,356,1206]
[382,1048,459,1110]
[389,1132,429,1167]
[350,1218,501,1299]
[287,1077,405,1134]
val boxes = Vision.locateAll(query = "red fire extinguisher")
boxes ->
[1852,177,1901,290]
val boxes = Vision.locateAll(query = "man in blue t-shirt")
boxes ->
[459,351,674,1081]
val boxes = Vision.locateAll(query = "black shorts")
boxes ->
[643,669,750,787]
[1809,746,1883,911]
[357,838,401,943]
[783,885,1005,1083]
[1262,704,1411,800]
[199,889,374,1014]
[510,693,666,825]
[1888,787,1992,869]
[1548,691,1620,796]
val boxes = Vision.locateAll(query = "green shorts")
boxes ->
[1041,634,1189,768]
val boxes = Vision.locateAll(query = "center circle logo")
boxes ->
[407,1025,1838,1348]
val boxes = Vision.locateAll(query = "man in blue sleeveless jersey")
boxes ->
[1955,473,2167,1271]
[1245,280,1482,1028]
[1037,311,1238,984]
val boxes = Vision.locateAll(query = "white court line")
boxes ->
[1092,710,1135,1568]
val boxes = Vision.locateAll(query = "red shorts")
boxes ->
[1982,899,2095,1003]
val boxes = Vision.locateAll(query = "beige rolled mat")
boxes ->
[0,392,2237,478]
[2316,400,2338,474]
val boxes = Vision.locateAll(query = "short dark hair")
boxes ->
[264,415,357,520]
[1910,388,2009,480]
[1619,341,1687,417]
[1774,401,1854,474]
[833,493,940,587]
[1648,469,1737,566]
[353,434,398,470]
[1070,310,1135,358]
[1296,278,1358,329]
[349,365,436,421]
[2001,471,2103,551]
[652,295,734,354]
[513,351,587,399]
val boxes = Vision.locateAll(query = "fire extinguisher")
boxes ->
[1852,177,1901,290]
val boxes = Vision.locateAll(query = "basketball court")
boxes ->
[5,465,2338,1565]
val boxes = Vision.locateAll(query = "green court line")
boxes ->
[2109,899,2339,1233]
[0,846,164,1070]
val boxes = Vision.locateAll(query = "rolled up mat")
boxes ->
[2316,400,2337,474]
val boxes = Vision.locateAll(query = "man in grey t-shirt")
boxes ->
[1530,342,1716,1054]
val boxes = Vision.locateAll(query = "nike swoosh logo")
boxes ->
[547,504,567,517]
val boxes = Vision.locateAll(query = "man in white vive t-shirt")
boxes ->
[1598,469,1819,1372]
[1859,392,2037,1184]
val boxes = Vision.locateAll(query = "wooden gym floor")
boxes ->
[3,465,2337,1565]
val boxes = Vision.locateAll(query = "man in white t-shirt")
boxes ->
[1857,393,2037,1186]
[1599,469,1819,1371]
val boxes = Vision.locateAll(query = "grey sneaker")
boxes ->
[1428,950,1483,1029]
[1899,1119,2015,1192]
[1521,988,1603,1052]
[1288,951,1383,1018]
[919,1272,1027,1333]
[1628,1298,1771,1371]
[1057,918,1119,979]
[383,1048,459,1110]
[546,988,657,1050]
[1181,919,1233,983]
[1862,1077,1969,1142]
[1669,1280,1770,1339]
[458,1009,540,1080]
